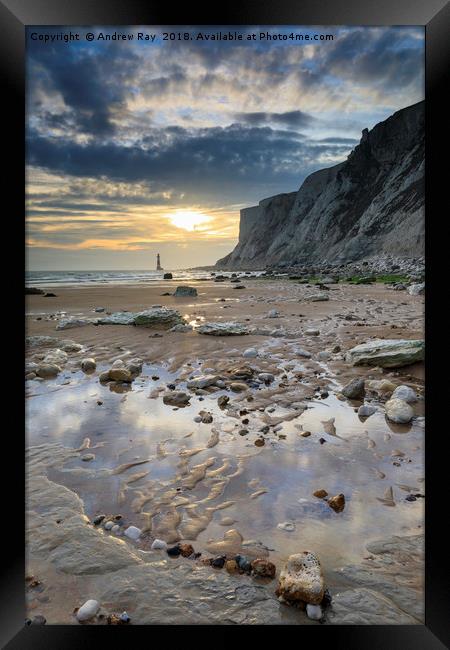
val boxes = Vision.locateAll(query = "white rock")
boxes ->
[346,339,424,368]
[151,539,167,550]
[306,604,323,620]
[76,599,100,622]
[111,525,121,534]
[407,283,424,296]
[385,398,414,424]
[267,309,280,318]
[120,611,130,623]
[124,525,142,541]
[391,385,417,403]
[104,521,114,530]
[56,318,93,330]
[187,374,220,389]
[43,349,68,366]
[243,348,258,358]
[305,329,320,336]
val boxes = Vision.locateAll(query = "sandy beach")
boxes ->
[25,275,425,625]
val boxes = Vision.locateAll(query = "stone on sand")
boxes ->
[346,339,424,368]
[173,286,197,297]
[276,551,325,605]
[81,358,96,373]
[197,322,249,336]
[391,385,417,403]
[163,391,191,407]
[76,599,100,622]
[385,398,414,424]
[341,378,365,400]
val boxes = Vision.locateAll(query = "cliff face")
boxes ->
[216,101,424,269]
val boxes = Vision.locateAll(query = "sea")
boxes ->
[25,269,264,288]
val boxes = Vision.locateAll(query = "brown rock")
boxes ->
[218,395,230,409]
[300,431,311,437]
[328,493,345,513]
[276,551,325,605]
[313,489,328,499]
[254,438,265,447]
[178,543,195,558]
[251,558,276,579]
[225,559,239,574]
[109,368,132,382]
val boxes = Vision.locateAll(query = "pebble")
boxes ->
[93,514,105,526]
[385,398,414,424]
[328,494,345,513]
[306,604,323,621]
[81,453,95,462]
[358,404,376,417]
[124,526,142,541]
[167,545,182,557]
[391,385,418,403]
[211,556,226,568]
[76,599,100,622]
[111,525,121,534]
[179,543,195,558]
[120,611,130,623]
[251,559,276,579]
[104,521,114,530]
[225,559,239,574]
[243,348,258,358]
[342,378,365,400]
[313,489,328,499]
[235,554,252,573]
[81,358,96,373]
[151,539,168,550]
[277,521,295,532]
[305,329,320,336]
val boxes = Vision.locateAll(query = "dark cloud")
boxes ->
[234,110,315,129]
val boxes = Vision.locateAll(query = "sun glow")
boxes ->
[168,210,213,232]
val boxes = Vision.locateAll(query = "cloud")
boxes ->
[233,110,315,128]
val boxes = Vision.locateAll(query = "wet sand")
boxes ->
[25,277,425,624]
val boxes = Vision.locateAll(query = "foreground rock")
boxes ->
[56,317,93,330]
[391,385,418,403]
[98,307,183,329]
[76,599,100,622]
[197,322,250,336]
[341,378,365,400]
[173,285,197,297]
[385,398,414,423]
[345,339,424,368]
[163,391,191,407]
[276,552,324,605]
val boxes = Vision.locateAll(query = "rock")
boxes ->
[99,371,111,383]
[328,494,345,513]
[126,358,143,375]
[243,348,258,358]
[169,323,192,332]
[341,378,365,400]
[199,410,213,423]
[211,556,226,568]
[346,339,424,368]
[97,312,135,325]
[81,454,95,462]
[133,307,183,328]
[306,603,323,620]
[407,283,424,295]
[313,489,328,499]
[230,382,249,392]
[81,358,96,373]
[25,373,37,380]
[61,340,83,352]
[218,395,230,409]
[109,368,132,383]
[277,522,295,532]
[254,439,265,447]
[307,293,329,302]
[391,385,418,403]
[328,588,418,625]
[300,431,311,437]
[197,322,249,336]
[267,309,280,318]
[151,539,167,550]
[167,545,181,557]
[225,559,239,574]
[111,525,121,534]
[42,349,68,366]
[295,348,312,358]
[358,404,376,417]
[305,329,320,336]
[385,398,414,424]
[235,555,252,573]
[93,515,106,526]
[120,611,130,623]
[104,520,114,530]
[76,599,100,622]
[29,615,47,625]
[56,318,93,330]
[276,552,324,605]
[163,391,190,407]
[367,379,396,393]
[124,526,142,541]
[112,359,124,368]
[173,285,198,297]
[36,363,61,379]
[94,307,105,312]
[251,559,276,579]
[187,375,220,389]
[258,372,275,383]
[179,543,195,558]
[163,273,173,279]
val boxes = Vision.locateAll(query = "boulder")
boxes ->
[163,273,173,279]
[341,378,365,400]
[109,368,132,383]
[385,398,414,424]
[97,312,136,325]
[276,552,325,605]
[346,339,424,368]
[187,375,220,389]
[197,322,250,336]
[76,599,100,622]
[173,285,197,297]
[133,308,183,328]
[407,283,424,296]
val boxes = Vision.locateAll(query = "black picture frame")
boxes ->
[4,0,449,646]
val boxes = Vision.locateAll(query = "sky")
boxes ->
[26,25,424,270]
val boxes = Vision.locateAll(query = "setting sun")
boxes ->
[168,210,212,232]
